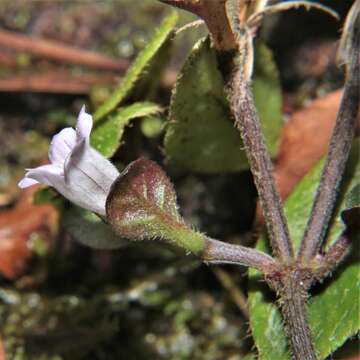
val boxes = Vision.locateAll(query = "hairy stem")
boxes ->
[230,70,294,261]
[277,273,316,360]
[298,25,359,263]
[313,233,351,281]
[203,237,277,273]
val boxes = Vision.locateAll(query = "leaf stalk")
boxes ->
[298,18,360,263]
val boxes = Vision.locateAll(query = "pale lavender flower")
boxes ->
[18,106,119,216]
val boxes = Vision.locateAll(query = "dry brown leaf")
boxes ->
[0,336,5,360]
[275,89,345,200]
[0,186,58,279]
[289,39,337,79]
[256,89,360,225]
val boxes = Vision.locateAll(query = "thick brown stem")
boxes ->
[159,0,236,50]
[298,23,360,263]
[230,72,294,261]
[278,273,317,360]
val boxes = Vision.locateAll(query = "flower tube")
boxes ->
[19,106,119,216]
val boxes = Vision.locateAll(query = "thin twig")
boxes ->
[0,69,178,94]
[336,0,360,67]
[0,29,129,72]
[175,20,204,35]
[212,267,249,319]
[0,71,117,94]
[0,50,17,67]
[298,22,360,263]
[247,1,339,29]
[313,233,351,281]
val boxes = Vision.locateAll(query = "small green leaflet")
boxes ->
[141,116,165,138]
[252,42,283,157]
[91,102,162,158]
[63,206,127,250]
[33,186,64,211]
[93,12,178,122]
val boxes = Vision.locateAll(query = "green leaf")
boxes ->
[344,183,360,211]
[242,353,256,360]
[308,246,359,358]
[283,159,325,251]
[283,140,359,251]
[248,140,360,360]
[93,12,178,122]
[33,187,64,211]
[248,235,289,360]
[326,140,360,244]
[91,102,162,157]
[309,140,360,358]
[253,42,283,156]
[341,183,360,228]
[141,116,165,138]
[63,206,126,249]
[106,158,205,254]
[164,37,282,173]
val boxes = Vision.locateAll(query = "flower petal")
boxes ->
[65,141,119,194]
[63,141,119,215]
[22,164,64,187]
[48,127,77,166]
[18,177,39,188]
[76,105,93,141]
[64,181,108,216]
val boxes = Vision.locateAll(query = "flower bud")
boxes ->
[106,158,205,254]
